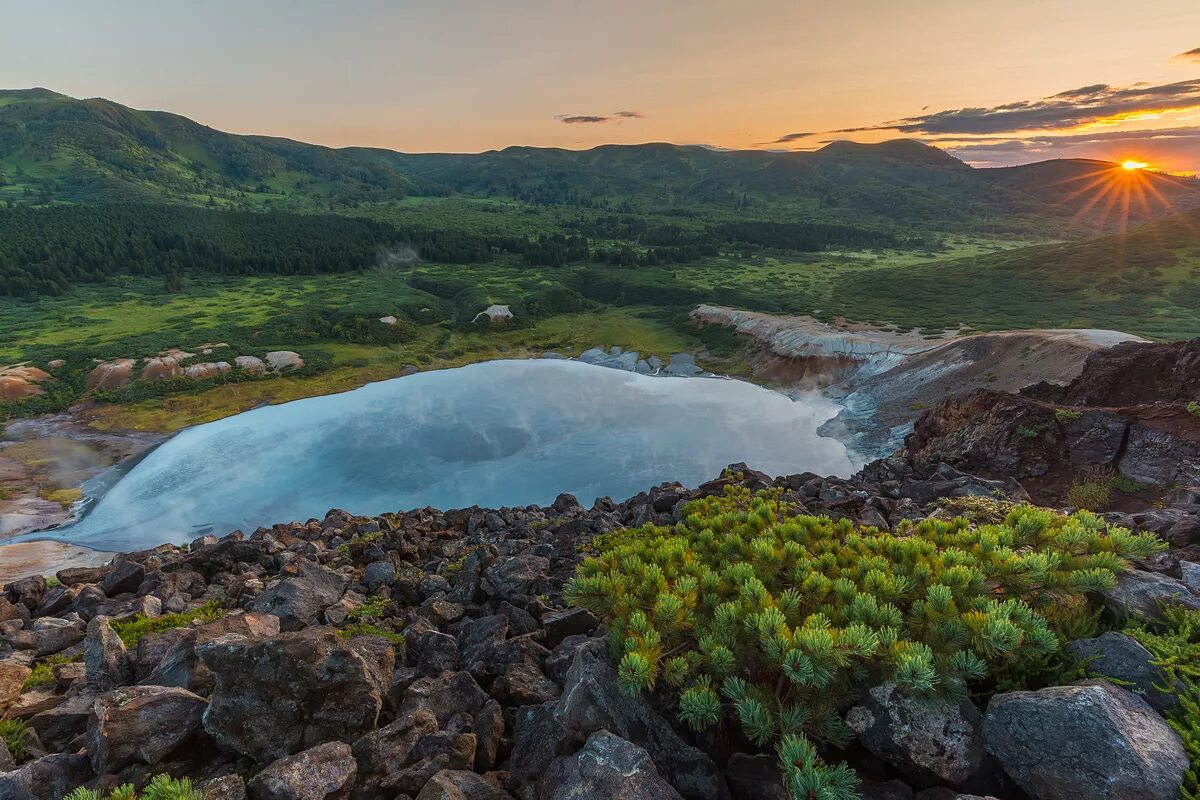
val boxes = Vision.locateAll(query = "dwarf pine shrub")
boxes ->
[0,718,31,764]
[1125,607,1200,799]
[64,774,202,800]
[566,485,1163,799]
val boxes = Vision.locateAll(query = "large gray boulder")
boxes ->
[1098,568,1200,622]
[845,680,990,788]
[1064,631,1177,713]
[251,562,348,631]
[84,615,133,689]
[198,628,393,761]
[350,708,439,800]
[982,680,1187,800]
[415,770,514,800]
[538,731,684,800]
[551,644,729,800]
[248,741,358,800]
[87,684,208,773]
[0,753,92,800]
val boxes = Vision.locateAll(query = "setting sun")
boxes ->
[1122,159,1149,171]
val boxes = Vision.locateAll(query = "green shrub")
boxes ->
[64,774,202,800]
[1188,401,1200,417]
[348,596,389,621]
[339,622,405,647]
[1112,475,1150,494]
[0,718,32,764]
[21,652,79,691]
[1054,408,1082,424]
[566,485,1162,799]
[110,599,224,648]
[1016,425,1042,439]
[1124,607,1200,799]
[1065,478,1112,511]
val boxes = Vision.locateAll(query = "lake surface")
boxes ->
[38,359,857,552]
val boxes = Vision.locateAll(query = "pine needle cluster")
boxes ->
[566,484,1163,799]
[64,775,202,800]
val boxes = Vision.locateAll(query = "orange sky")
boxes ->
[2,0,1199,172]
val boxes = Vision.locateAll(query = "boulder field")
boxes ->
[0,455,1196,800]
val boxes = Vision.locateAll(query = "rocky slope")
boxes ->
[0,454,1197,800]
[905,338,1200,514]
[2,338,1199,800]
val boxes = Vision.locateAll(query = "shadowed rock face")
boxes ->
[903,337,1200,504]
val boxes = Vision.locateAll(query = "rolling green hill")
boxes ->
[4,88,1198,236]
[829,206,1200,339]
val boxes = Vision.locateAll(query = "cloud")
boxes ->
[879,79,1200,135]
[764,78,1200,145]
[557,114,611,124]
[556,110,646,124]
[1174,48,1200,62]
[764,131,817,144]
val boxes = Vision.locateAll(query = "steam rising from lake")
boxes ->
[42,360,857,552]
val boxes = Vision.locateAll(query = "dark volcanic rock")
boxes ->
[1064,631,1178,712]
[0,752,92,800]
[87,684,208,773]
[250,562,349,631]
[248,741,358,800]
[845,680,990,789]
[983,680,1187,800]
[538,730,684,800]
[198,628,393,761]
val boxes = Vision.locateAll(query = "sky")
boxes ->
[2,0,1200,173]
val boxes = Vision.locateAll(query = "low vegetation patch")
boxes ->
[110,599,224,648]
[1124,607,1200,800]
[567,484,1162,798]
[1066,477,1113,511]
[0,718,32,764]
[21,652,78,691]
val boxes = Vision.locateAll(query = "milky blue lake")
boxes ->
[36,359,857,552]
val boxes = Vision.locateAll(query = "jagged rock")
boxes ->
[493,661,560,705]
[0,736,14,771]
[35,584,76,617]
[1119,422,1200,485]
[143,611,281,692]
[30,618,85,656]
[201,775,247,800]
[398,671,490,727]
[350,708,439,800]
[553,645,729,800]
[28,691,95,751]
[248,741,358,800]
[1064,631,1178,712]
[472,699,504,772]
[363,560,396,589]
[101,559,146,596]
[1098,568,1200,622]
[411,628,460,677]
[415,770,514,800]
[0,752,93,800]
[199,628,393,761]
[84,615,133,689]
[845,680,990,788]
[457,615,508,673]
[538,731,684,800]
[541,608,597,646]
[509,701,578,792]
[87,685,207,773]
[861,779,916,800]
[983,680,1187,800]
[0,660,32,710]
[251,561,348,631]
[485,554,550,601]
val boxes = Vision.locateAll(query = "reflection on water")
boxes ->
[36,359,857,552]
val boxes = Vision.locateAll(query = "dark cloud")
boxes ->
[880,79,1200,135]
[1174,48,1200,62]
[557,114,611,124]
[765,131,817,144]
[612,110,644,118]
[939,126,1200,167]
